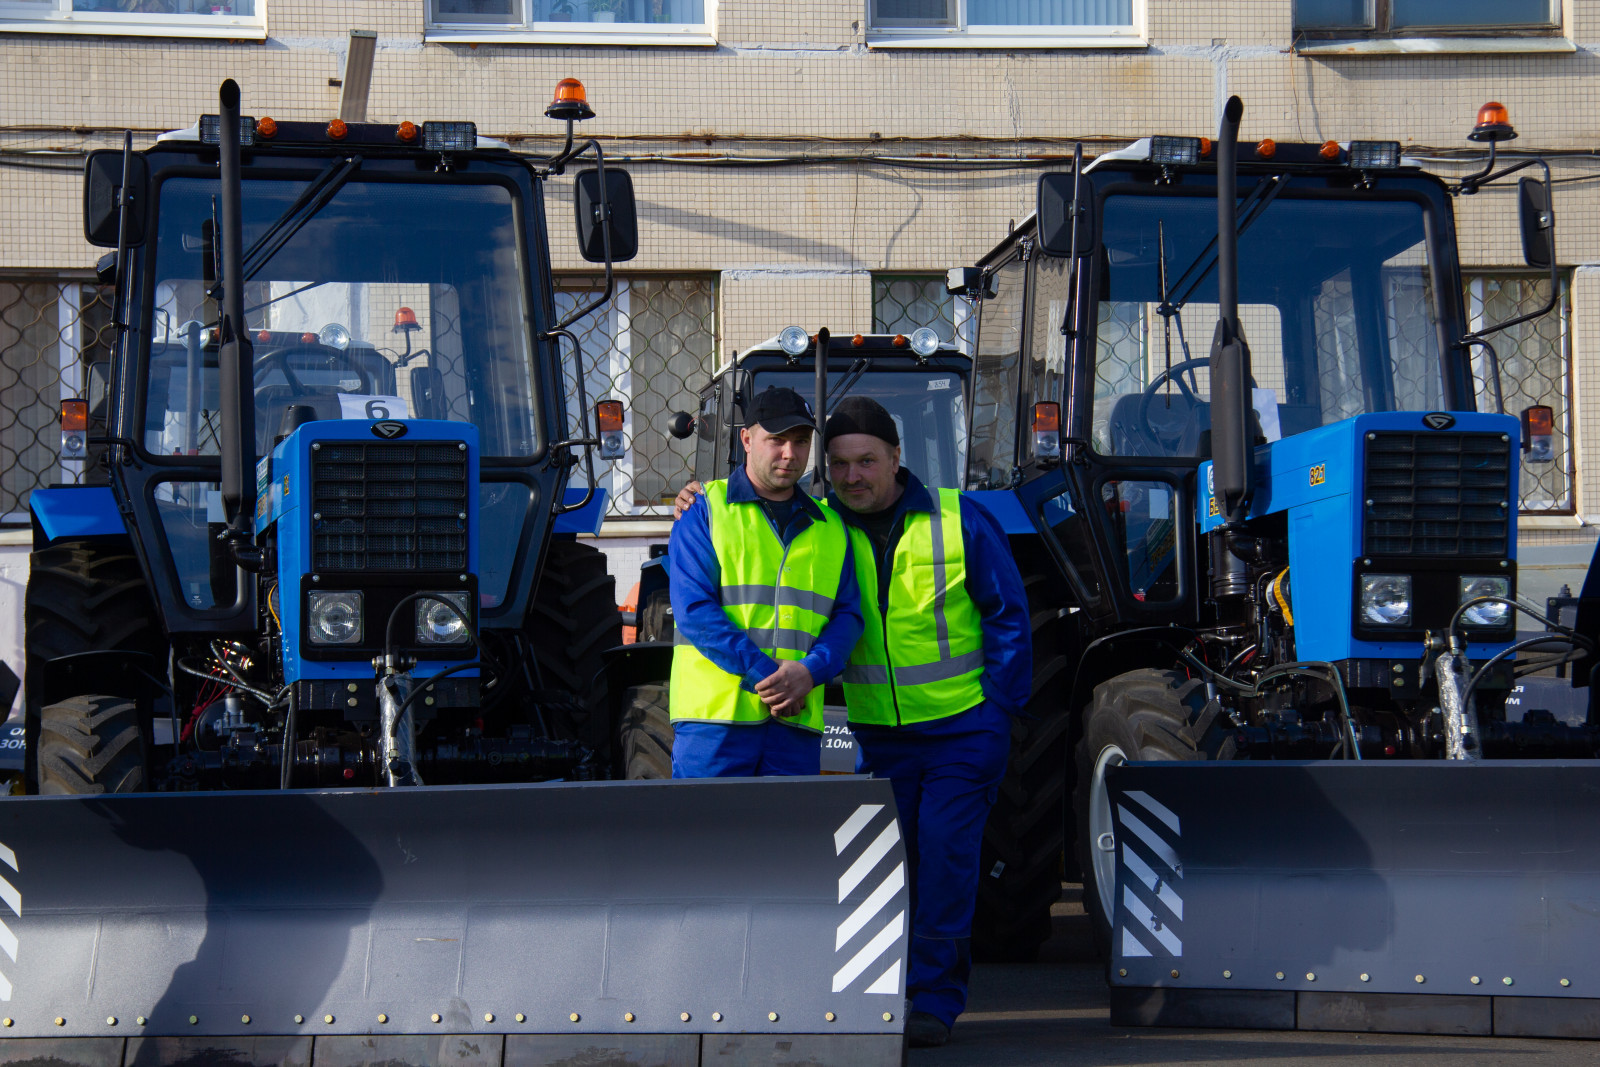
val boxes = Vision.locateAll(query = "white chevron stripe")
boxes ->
[0,917,16,964]
[1120,927,1153,957]
[838,821,900,902]
[1123,886,1182,956]
[1123,848,1183,921]
[0,875,20,920]
[1124,790,1180,836]
[0,968,12,1001]
[0,843,18,873]
[832,911,905,992]
[1118,806,1182,876]
[864,957,902,995]
[834,804,882,855]
[837,862,906,950]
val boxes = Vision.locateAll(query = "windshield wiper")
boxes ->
[1165,174,1290,311]
[240,154,363,282]
[1154,220,1195,403]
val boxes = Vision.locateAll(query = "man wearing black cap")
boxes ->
[676,395,1030,1047]
[666,386,863,777]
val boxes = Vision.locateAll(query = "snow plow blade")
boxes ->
[1108,761,1600,1039]
[0,777,909,1066]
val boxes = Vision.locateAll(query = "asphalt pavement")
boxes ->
[909,886,1600,1066]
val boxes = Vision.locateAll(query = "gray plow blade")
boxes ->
[1108,761,1600,1039]
[0,777,909,1066]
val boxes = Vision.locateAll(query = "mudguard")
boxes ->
[0,777,909,1065]
[1108,761,1600,1037]
[28,487,124,544]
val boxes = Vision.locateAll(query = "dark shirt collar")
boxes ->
[727,464,826,521]
[827,467,934,526]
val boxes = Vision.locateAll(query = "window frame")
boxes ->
[0,0,266,39]
[425,0,717,46]
[1293,0,1570,54]
[865,0,1144,49]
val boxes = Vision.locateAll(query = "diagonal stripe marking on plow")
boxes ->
[834,803,883,855]
[1123,790,1180,835]
[1123,847,1183,922]
[839,821,900,902]
[837,862,906,950]
[1118,805,1182,876]
[1123,885,1182,957]
[833,911,906,992]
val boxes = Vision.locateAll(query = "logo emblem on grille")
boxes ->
[1422,412,1456,430]
[371,421,408,439]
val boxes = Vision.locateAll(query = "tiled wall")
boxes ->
[3,0,1599,565]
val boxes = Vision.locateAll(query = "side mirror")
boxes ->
[945,266,994,300]
[83,149,149,248]
[574,167,639,263]
[667,411,695,440]
[1519,177,1554,269]
[1036,171,1092,258]
[86,361,112,420]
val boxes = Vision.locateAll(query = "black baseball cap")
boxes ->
[824,396,900,447]
[747,386,816,435]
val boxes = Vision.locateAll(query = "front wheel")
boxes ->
[1072,668,1228,956]
[618,684,672,780]
[37,695,147,795]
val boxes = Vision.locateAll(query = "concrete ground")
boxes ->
[910,886,1600,1066]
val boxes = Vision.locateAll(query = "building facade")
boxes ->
[0,0,1595,664]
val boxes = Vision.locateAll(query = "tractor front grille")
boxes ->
[1363,431,1510,557]
[310,441,468,572]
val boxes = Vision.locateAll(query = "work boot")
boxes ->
[906,1011,950,1048]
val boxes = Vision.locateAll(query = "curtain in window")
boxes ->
[968,0,1131,26]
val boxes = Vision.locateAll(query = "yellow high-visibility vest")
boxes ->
[669,478,849,733]
[840,488,985,726]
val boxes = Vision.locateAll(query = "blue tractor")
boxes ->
[953,97,1600,1036]
[2,81,914,1063]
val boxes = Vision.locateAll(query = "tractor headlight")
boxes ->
[1459,576,1512,627]
[416,592,472,645]
[1358,574,1413,627]
[778,325,810,357]
[909,327,941,357]
[308,591,363,645]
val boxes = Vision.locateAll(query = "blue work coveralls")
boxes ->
[833,470,1032,1028]
[667,465,864,777]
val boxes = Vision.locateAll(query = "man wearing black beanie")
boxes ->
[675,395,1031,1047]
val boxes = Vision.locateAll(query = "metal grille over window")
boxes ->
[872,275,973,352]
[311,441,469,571]
[1364,432,1511,557]
[555,276,717,517]
[1466,272,1573,513]
[0,277,114,522]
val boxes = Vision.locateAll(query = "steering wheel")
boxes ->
[253,343,378,397]
[1137,356,1209,453]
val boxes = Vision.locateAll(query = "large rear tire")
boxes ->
[37,695,147,795]
[525,540,623,753]
[619,683,673,780]
[24,541,160,792]
[1072,668,1231,956]
[971,581,1072,963]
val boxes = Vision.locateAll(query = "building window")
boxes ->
[0,0,264,38]
[1464,272,1573,514]
[872,275,973,353]
[555,276,717,517]
[1295,0,1560,39]
[0,276,114,523]
[426,0,713,43]
[867,0,1141,46]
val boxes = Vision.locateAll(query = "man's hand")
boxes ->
[755,660,814,718]
[672,481,704,520]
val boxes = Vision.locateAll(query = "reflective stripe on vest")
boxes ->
[669,479,848,733]
[841,487,986,726]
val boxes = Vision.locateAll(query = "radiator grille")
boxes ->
[311,441,468,572]
[1363,431,1510,557]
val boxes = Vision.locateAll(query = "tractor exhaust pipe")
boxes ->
[1209,95,1254,602]
[216,80,257,549]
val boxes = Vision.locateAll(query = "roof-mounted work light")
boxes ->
[546,78,596,122]
[1150,136,1202,166]
[1349,141,1401,169]
[422,121,477,152]
[199,114,256,146]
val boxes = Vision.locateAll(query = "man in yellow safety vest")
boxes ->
[666,386,863,776]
